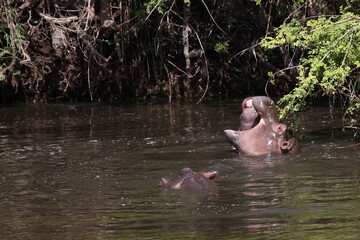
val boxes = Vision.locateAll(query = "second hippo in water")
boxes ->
[159,168,218,190]
[224,96,300,155]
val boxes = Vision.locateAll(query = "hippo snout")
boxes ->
[224,129,236,138]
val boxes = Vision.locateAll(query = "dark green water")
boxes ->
[0,100,359,239]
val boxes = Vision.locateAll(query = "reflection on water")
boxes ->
[0,101,360,239]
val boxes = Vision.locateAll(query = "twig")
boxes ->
[264,0,273,38]
[337,142,360,149]
[231,42,262,60]
[310,16,360,34]
[87,61,93,101]
[201,0,226,35]
[283,1,307,25]
[333,16,360,26]
[343,126,360,130]
[145,0,163,21]
[167,59,201,78]
[255,52,292,82]
[320,23,359,63]
[18,1,37,11]
[167,59,191,77]
[163,63,172,103]
[36,10,79,24]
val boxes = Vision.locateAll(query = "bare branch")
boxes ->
[283,1,307,24]
[145,0,163,21]
[255,52,292,82]
[320,23,359,63]
[231,42,262,60]
[201,0,226,35]
[337,141,360,149]
[36,10,79,24]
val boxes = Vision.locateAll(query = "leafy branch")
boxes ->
[262,11,360,132]
[0,1,30,82]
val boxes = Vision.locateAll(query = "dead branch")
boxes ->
[283,1,308,24]
[255,52,292,82]
[343,126,360,130]
[18,0,40,11]
[145,0,163,21]
[201,0,226,35]
[232,42,262,60]
[36,10,79,25]
[167,59,192,77]
[337,142,360,149]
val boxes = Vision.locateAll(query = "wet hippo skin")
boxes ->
[159,168,218,190]
[224,96,301,155]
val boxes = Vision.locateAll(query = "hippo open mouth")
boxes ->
[240,98,261,131]
[224,96,300,155]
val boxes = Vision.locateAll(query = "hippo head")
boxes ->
[224,96,300,155]
[159,168,218,190]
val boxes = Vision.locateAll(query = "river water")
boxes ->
[0,100,359,239]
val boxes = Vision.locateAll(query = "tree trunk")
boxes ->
[182,1,191,98]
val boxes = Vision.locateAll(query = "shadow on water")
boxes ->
[0,101,360,239]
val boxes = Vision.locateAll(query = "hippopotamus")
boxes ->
[224,96,300,155]
[159,168,218,190]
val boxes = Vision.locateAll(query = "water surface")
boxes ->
[0,100,359,239]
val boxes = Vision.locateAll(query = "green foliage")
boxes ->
[262,11,360,127]
[267,72,275,85]
[214,41,229,54]
[144,0,168,14]
[144,0,190,15]
[0,8,28,49]
[0,5,28,80]
[227,17,237,30]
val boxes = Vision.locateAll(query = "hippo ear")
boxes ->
[201,170,218,180]
[159,178,168,187]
